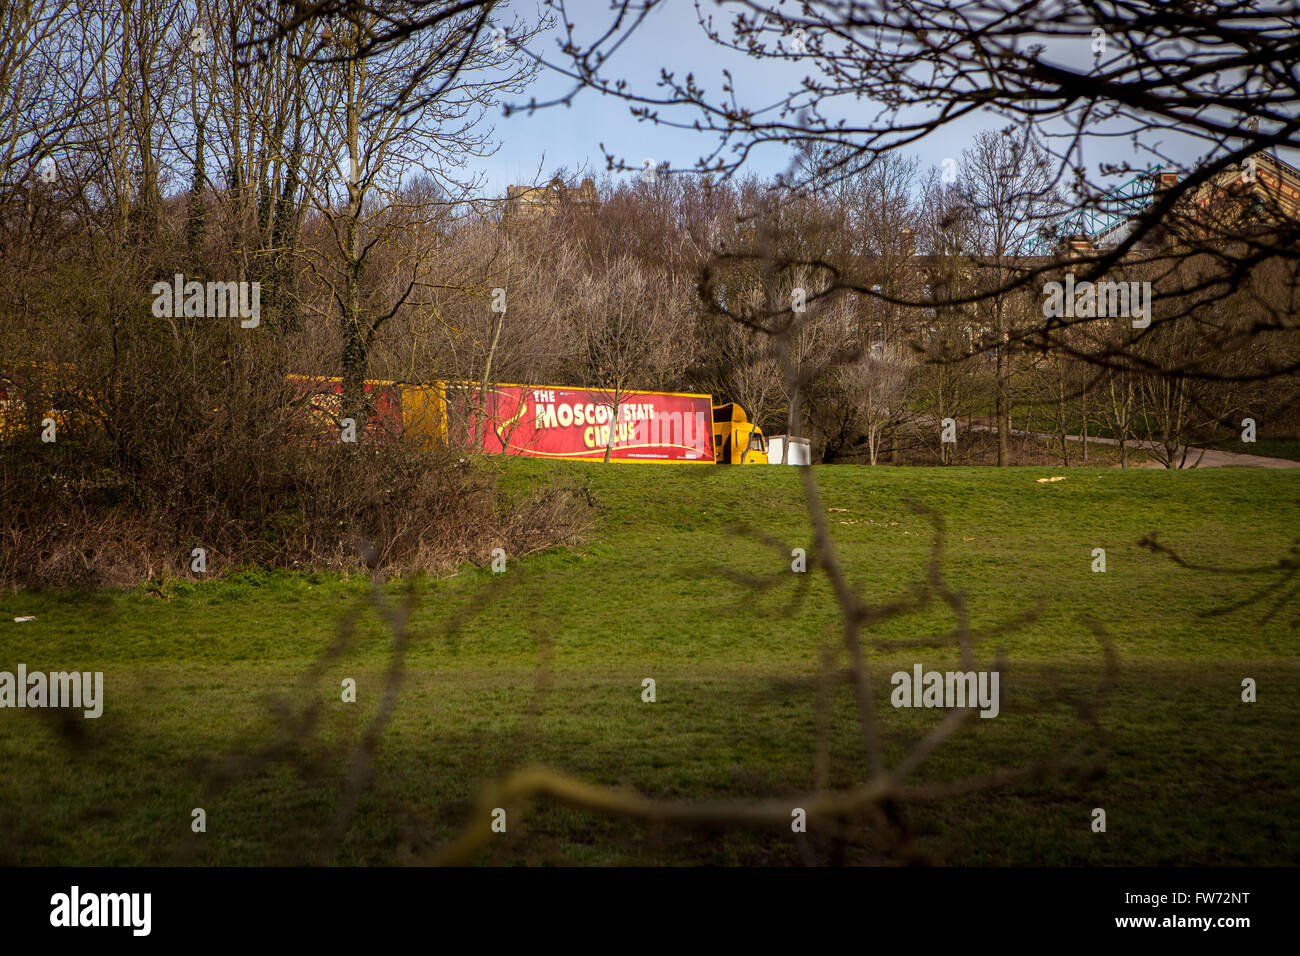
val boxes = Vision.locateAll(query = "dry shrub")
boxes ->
[0,436,594,588]
[0,325,594,586]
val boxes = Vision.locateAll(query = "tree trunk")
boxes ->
[1081,377,1089,462]
[995,304,1009,466]
[477,306,505,448]
[603,402,620,463]
[340,48,366,427]
[186,66,205,258]
[783,393,800,464]
[1058,362,1069,466]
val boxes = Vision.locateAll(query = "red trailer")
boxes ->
[443,382,715,463]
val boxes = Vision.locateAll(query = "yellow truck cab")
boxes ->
[711,402,768,464]
[0,364,93,441]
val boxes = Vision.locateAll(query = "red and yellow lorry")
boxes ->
[1,368,768,465]
[287,376,768,465]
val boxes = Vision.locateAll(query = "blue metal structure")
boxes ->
[1017,164,1163,255]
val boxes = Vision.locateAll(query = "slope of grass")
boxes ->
[1203,437,1300,461]
[0,461,1296,865]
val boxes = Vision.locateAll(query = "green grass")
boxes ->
[1,461,1297,865]
[1204,437,1300,461]
[965,399,1300,461]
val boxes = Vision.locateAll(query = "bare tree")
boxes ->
[578,258,681,462]
[287,1,539,426]
[958,130,1064,464]
[469,0,1300,406]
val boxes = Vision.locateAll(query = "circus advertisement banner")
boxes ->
[445,383,715,463]
[287,376,404,443]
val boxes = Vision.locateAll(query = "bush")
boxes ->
[0,334,592,587]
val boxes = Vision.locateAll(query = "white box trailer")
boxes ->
[766,435,811,465]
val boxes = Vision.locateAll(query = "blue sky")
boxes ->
[472,1,790,192]
[475,0,967,193]
[469,1,1292,199]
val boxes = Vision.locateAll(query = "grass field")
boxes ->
[1204,437,1300,461]
[1,461,1297,865]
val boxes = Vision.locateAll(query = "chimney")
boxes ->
[899,228,915,256]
